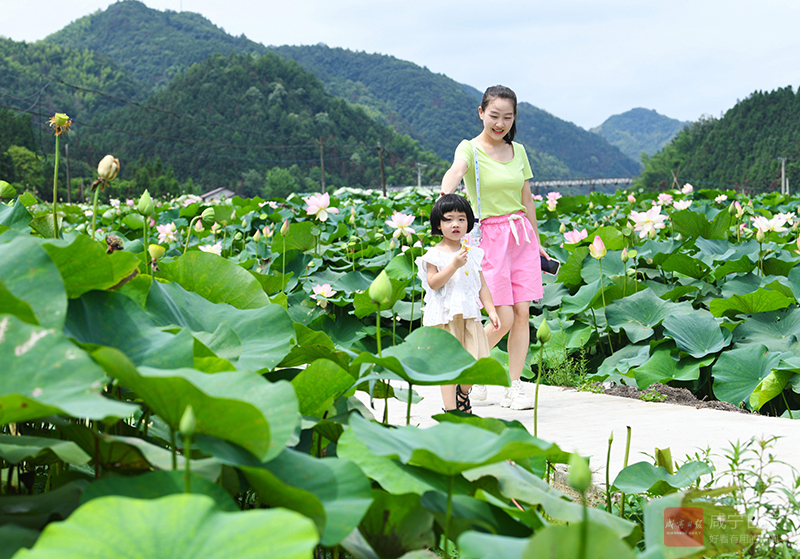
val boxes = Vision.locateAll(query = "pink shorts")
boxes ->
[479,212,543,306]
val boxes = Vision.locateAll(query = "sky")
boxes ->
[3,0,800,130]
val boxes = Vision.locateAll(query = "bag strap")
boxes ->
[468,140,481,222]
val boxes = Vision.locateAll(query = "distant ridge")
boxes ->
[591,108,688,168]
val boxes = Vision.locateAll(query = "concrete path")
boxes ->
[355,382,800,492]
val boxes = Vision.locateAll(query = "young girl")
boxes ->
[439,85,551,410]
[416,194,501,413]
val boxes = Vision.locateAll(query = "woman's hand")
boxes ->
[488,311,501,332]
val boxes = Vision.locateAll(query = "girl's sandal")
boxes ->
[456,385,472,414]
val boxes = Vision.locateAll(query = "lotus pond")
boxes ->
[0,182,798,558]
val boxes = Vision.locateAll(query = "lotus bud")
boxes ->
[589,235,606,260]
[568,453,591,494]
[589,201,594,209]
[253,229,262,242]
[263,224,272,238]
[368,270,392,305]
[200,207,215,225]
[137,189,154,217]
[559,222,567,233]
[609,431,614,444]
[0,180,16,198]
[536,319,551,344]
[794,222,799,233]
[349,207,357,224]
[179,404,196,438]
[281,219,290,236]
[648,228,657,240]
[756,228,765,243]
[389,239,396,250]
[675,233,683,241]
[728,201,737,215]
[97,155,120,181]
[148,244,166,260]
[621,247,629,263]
[211,222,221,235]
[234,232,243,242]
[194,220,204,232]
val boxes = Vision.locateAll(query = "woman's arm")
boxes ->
[520,180,549,258]
[478,271,501,331]
[440,159,469,195]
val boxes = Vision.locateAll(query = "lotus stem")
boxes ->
[52,135,60,238]
[91,184,101,240]
[282,235,287,293]
[444,475,454,559]
[620,425,631,517]
[598,260,613,354]
[170,427,177,471]
[605,431,613,512]
[534,345,544,437]
[184,216,201,254]
[184,435,192,494]
[579,493,588,559]
[406,382,413,426]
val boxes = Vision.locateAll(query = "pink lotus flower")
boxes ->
[199,242,222,255]
[303,192,339,222]
[673,200,692,211]
[563,228,588,244]
[657,193,673,206]
[629,206,667,239]
[156,222,178,244]
[546,192,562,211]
[751,215,787,233]
[310,283,337,308]
[682,184,694,194]
[533,194,543,201]
[589,235,606,259]
[385,212,415,239]
[627,194,636,204]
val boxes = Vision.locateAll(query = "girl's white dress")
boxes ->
[416,246,485,327]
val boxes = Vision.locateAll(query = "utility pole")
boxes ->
[377,142,386,196]
[416,162,427,188]
[65,143,71,204]
[319,137,325,193]
[778,157,787,195]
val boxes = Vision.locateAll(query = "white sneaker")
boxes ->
[470,384,488,401]
[501,380,534,410]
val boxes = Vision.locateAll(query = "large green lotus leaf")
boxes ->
[561,277,613,316]
[359,491,435,559]
[352,327,509,386]
[0,199,32,231]
[384,251,416,281]
[0,524,39,559]
[457,532,528,559]
[714,255,756,279]
[420,491,531,539]
[732,309,800,353]
[159,251,269,309]
[191,323,241,366]
[14,494,318,559]
[145,281,295,372]
[0,434,90,466]
[66,291,194,370]
[0,234,67,329]
[291,358,355,417]
[720,272,761,297]
[39,234,140,299]
[0,315,136,425]
[709,287,793,318]
[580,252,625,283]
[80,471,237,511]
[632,344,713,389]
[337,428,470,496]
[241,449,372,546]
[594,343,650,381]
[749,370,795,410]
[557,246,588,288]
[662,314,732,358]
[660,253,710,280]
[463,461,634,538]
[348,413,567,476]
[605,288,694,343]
[612,461,713,495]
[91,346,297,462]
[520,521,637,559]
[279,322,351,370]
[270,220,317,253]
[0,277,38,325]
[0,481,85,531]
[672,208,730,241]
[712,344,784,406]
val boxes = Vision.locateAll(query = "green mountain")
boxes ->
[637,86,799,192]
[591,108,688,168]
[43,0,640,180]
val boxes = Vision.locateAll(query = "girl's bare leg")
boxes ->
[441,385,457,410]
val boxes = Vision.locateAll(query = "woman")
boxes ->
[439,85,550,410]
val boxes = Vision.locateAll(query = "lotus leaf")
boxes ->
[605,288,693,343]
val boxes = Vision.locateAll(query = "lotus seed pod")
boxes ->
[201,207,216,225]
[0,180,16,198]
[536,319,551,344]
[53,113,69,127]
[179,405,196,438]
[568,453,591,494]
[137,189,154,217]
[97,155,120,181]
[148,244,166,260]
[628,249,637,260]
[369,270,392,305]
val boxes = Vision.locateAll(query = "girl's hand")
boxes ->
[489,311,501,331]
[452,248,468,268]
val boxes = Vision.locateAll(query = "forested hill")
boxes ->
[637,86,800,193]
[78,51,446,190]
[590,108,688,167]
[43,0,641,180]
